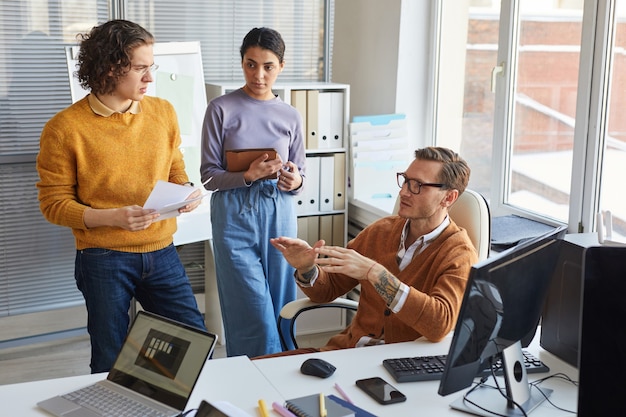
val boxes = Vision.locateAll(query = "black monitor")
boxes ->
[437,225,567,417]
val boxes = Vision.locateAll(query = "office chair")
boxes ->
[278,188,491,350]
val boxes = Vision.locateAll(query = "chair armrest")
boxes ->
[279,297,358,320]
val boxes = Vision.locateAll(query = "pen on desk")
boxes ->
[258,399,270,417]
[272,401,296,417]
[334,382,354,404]
[319,393,327,417]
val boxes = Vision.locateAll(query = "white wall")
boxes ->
[332,0,436,149]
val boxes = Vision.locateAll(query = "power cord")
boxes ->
[177,408,198,417]
[461,361,578,416]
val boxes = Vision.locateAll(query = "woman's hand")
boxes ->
[244,152,284,182]
[277,161,302,192]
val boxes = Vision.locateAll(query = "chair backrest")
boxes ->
[392,188,491,261]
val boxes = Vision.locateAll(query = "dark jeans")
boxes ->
[75,244,206,373]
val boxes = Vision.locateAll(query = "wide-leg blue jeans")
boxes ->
[75,244,206,373]
[211,180,297,357]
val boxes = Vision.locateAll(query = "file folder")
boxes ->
[319,215,333,246]
[333,153,346,210]
[291,90,307,134]
[297,216,320,245]
[297,155,320,215]
[349,114,409,204]
[319,156,334,212]
[306,90,320,149]
[317,92,332,148]
[330,92,345,148]
[332,214,345,246]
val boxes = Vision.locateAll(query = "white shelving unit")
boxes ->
[204,81,351,339]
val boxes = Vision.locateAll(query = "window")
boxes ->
[452,0,626,239]
[491,1,583,224]
[0,0,109,317]
[597,1,626,239]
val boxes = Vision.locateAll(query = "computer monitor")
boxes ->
[437,225,567,417]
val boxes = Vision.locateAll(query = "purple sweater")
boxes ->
[200,88,306,193]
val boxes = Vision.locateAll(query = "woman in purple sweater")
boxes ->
[200,27,306,357]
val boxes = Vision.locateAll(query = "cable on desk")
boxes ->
[529,372,578,414]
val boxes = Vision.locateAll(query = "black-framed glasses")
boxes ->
[396,172,446,195]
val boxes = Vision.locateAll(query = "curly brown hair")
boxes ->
[75,20,154,95]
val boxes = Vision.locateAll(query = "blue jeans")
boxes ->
[211,180,297,357]
[75,244,206,373]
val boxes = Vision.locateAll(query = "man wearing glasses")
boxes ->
[36,20,206,373]
[269,147,477,353]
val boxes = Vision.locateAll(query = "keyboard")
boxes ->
[62,383,172,417]
[382,349,550,383]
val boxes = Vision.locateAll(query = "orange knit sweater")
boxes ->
[300,216,478,350]
[36,95,189,252]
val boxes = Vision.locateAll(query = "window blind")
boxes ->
[0,0,109,318]
[126,0,332,82]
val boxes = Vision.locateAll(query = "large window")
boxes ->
[492,1,583,224]
[0,0,109,318]
[456,0,626,238]
[459,0,583,224]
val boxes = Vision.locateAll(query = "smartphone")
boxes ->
[355,376,407,405]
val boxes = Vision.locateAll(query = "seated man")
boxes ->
[268,147,477,355]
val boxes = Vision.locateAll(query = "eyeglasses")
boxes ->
[396,172,446,195]
[131,63,159,75]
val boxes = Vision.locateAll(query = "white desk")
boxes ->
[0,356,282,417]
[253,334,578,416]
[0,335,578,417]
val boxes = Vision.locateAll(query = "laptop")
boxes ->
[38,310,218,417]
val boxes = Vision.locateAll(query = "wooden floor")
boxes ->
[0,306,335,386]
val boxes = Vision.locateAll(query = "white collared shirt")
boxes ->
[391,216,451,314]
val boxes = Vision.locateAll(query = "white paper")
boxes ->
[143,180,209,221]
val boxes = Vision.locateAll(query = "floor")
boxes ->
[0,307,336,386]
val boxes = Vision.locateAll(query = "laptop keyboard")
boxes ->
[62,383,172,417]
[383,349,550,383]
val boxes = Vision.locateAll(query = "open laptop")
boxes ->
[38,310,217,417]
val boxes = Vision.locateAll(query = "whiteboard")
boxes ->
[65,42,211,245]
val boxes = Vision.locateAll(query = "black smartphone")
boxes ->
[195,400,230,417]
[355,376,407,405]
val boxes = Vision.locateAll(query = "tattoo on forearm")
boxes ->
[373,270,400,306]
[298,266,317,283]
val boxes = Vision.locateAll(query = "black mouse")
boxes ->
[300,358,336,378]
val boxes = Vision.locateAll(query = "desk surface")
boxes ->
[0,333,578,417]
[254,334,578,416]
[0,355,282,417]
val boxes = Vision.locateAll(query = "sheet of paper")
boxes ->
[143,180,208,221]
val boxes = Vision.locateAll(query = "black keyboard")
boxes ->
[383,349,549,383]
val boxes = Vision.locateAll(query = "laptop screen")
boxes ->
[107,311,217,410]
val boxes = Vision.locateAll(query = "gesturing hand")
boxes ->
[314,245,376,281]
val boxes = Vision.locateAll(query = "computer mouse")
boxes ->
[300,358,336,378]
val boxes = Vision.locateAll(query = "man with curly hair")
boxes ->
[36,19,206,373]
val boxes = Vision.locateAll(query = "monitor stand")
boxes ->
[449,341,553,417]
